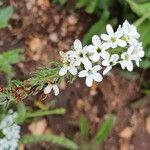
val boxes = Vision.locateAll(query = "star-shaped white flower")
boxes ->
[129,42,144,67]
[44,83,59,96]
[73,39,91,66]
[59,51,78,76]
[101,51,119,75]
[119,46,135,71]
[101,24,126,49]
[78,62,103,87]
[117,20,140,46]
[88,35,106,62]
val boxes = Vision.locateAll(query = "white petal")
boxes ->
[121,52,127,60]
[111,42,117,48]
[135,60,140,67]
[139,50,144,57]
[91,53,100,62]
[101,51,110,60]
[130,54,138,60]
[53,85,59,96]
[86,75,93,87]
[92,35,101,47]
[127,46,134,55]
[44,84,52,94]
[84,60,92,70]
[78,70,87,77]
[102,60,110,66]
[101,34,111,41]
[93,73,103,82]
[101,42,111,50]
[127,61,133,71]
[68,66,77,75]
[110,54,119,62]
[115,30,123,38]
[117,39,127,47]
[92,65,102,72]
[106,24,114,36]
[120,61,126,69]
[74,39,82,53]
[82,45,88,53]
[103,66,112,75]
[128,38,139,46]
[59,67,67,76]
[87,45,96,53]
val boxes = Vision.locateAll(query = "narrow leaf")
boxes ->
[26,108,66,118]
[20,134,79,150]
[79,115,88,140]
[93,115,115,144]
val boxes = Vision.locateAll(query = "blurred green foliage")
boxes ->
[0,49,24,86]
[0,6,13,28]
[78,114,115,150]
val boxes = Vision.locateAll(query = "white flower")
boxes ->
[119,46,136,71]
[73,39,91,66]
[117,20,140,45]
[78,62,103,87]
[0,111,20,150]
[101,51,119,75]
[59,51,78,76]
[44,83,59,96]
[128,42,144,67]
[88,35,106,62]
[101,24,126,49]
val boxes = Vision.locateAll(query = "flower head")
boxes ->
[78,62,103,87]
[101,51,119,75]
[88,35,106,62]
[73,39,91,66]
[131,42,144,67]
[117,20,140,45]
[44,83,59,96]
[119,46,135,71]
[101,24,126,49]
[59,51,78,76]
[0,110,20,150]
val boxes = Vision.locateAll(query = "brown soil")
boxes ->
[0,0,150,150]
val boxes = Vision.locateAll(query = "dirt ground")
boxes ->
[0,0,150,150]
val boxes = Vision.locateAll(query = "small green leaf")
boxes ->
[93,115,115,144]
[79,115,88,140]
[0,6,13,28]
[26,108,66,118]
[20,134,79,150]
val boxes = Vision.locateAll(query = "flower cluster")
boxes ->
[0,110,20,150]
[44,20,144,95]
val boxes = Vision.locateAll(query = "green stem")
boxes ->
[26,108,66,118]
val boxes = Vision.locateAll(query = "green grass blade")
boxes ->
[20,134,79,150]
[79,114,88,140]
[26,108,66,118]
[93,114,115,144]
